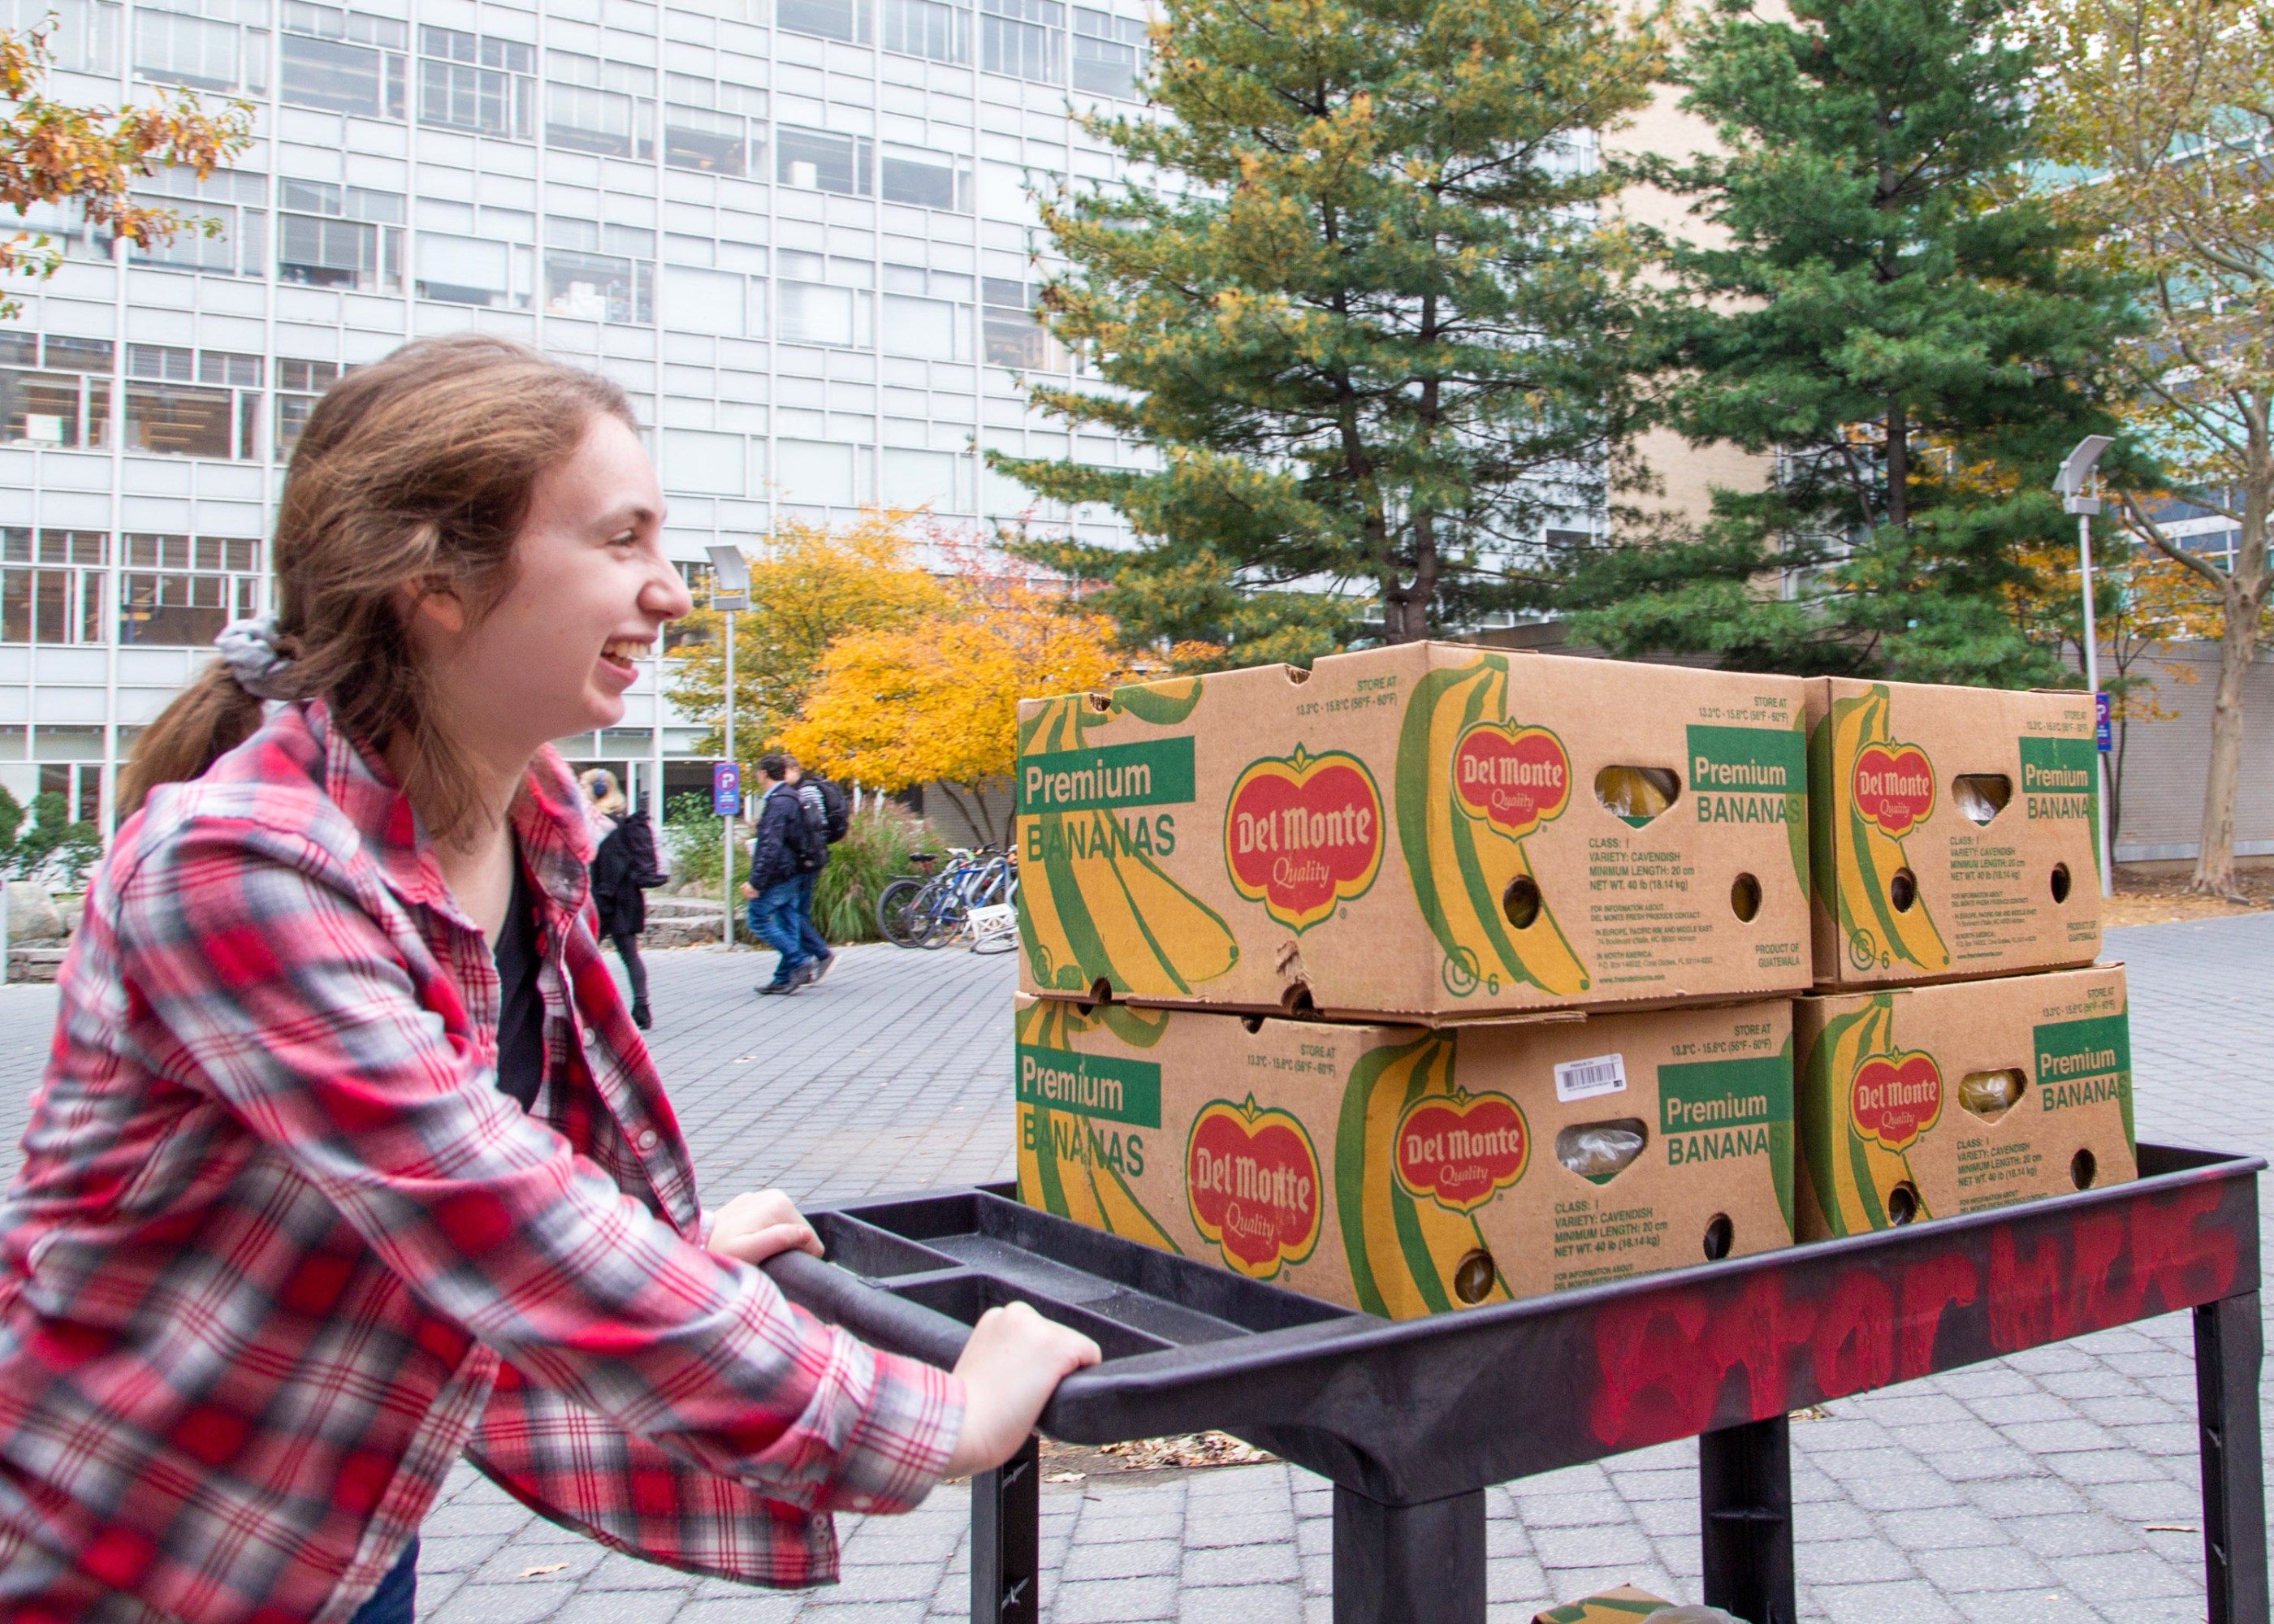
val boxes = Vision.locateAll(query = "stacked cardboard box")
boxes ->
[1796,679,2136,1237]
[1013,644,1812,1315]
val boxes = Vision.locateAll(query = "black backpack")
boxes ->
[806,777,850,844]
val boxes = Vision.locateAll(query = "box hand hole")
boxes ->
[1958,1069,2025,1124]
[1888,867,1918,913]
[1594,765,1680,827]
[2049,862,2073,904]
[2072,1147,2098,1189]
[1239,1013,1265,1034]
[1952,774,2012,824]
[1701,1212,1734,1261]
[1452,1248,1498,1305]
[1502,875,1542,931]
[1729,871,1762,922]
[1887,1181,1920,1225]
[1556,1119,1646,1180]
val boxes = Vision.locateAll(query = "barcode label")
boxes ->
[1554,1053,1628,1103]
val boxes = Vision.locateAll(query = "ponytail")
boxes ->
[118,661,266,819]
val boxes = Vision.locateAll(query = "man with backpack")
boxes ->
[785,758,846,986]
[742,754,818,996]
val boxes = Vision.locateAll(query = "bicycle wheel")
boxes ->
[876,877,925,948]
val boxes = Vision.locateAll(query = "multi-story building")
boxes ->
[0,0,1158,834]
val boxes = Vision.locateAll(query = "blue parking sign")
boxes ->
[2095,691,2112,754]
[712,761,741,815]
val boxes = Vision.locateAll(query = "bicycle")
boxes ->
[875,851,944,948]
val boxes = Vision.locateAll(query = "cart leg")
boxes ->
[971,1435,1040,1624]
[1698,1415,1795,1624]
[1331,1484,1485,1624]
[2194,1292,2268,1624]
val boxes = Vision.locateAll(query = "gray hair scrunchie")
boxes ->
[214,615,298,701]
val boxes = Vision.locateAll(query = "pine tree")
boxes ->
[1563,0,2141,685]
[995,0,1665,659]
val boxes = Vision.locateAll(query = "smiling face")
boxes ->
[417,412,693,767]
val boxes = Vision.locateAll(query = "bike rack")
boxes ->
[765,1142,2268,1624]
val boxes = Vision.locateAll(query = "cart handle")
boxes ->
[764,1250,974,1371]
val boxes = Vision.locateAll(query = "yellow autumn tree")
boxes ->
[664,509,953,774]
[0,20,252,313]
[779,584,1126,844]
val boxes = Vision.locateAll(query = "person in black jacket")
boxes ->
[740,754,815,996]
[581,768,665,1029]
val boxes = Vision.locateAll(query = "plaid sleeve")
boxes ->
[112,811,962,1518]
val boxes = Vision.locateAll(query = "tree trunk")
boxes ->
[1886,396,1909,530]
[2193,594,2255,898]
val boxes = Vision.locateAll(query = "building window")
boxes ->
[1072,7,1146,97]
[659,263,767,338]
[544,218,653,324]
[132,165,267,276]
[0,529,108,646]
[880,145,968,211]
[882,265,972,360]
[663,76,766,176]
[982,0,1062,84]
[123,345,261,460]
[778,253,872,348]
[119,533,263,646]
[777,127,871,196]
[275,359,340,456]
[279,2,407,118]
[416,232,533,308]
[882,0,968,62]
[776,439,859,507]
[279,180,403,292]
[546,52,655,158]
[777,0,870,44]
[984,277,1066,369]
[133,0,267,94]
[0,0,121,75]
[0,335,112,450]
[417,26,533,140]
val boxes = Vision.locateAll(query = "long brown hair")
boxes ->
[121,334,634,842]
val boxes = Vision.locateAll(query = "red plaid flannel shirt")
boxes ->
[0,700,961,1622]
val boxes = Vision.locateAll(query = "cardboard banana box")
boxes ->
[1795,964,2135,1241]
[1805,678,2101,987]
[1014,992,1794,1318]
[1017,644,1813,1020]
[1533,1588,1675,1623]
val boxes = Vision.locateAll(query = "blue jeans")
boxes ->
[748,877,810,986]
[792,870,832,964]
[349,1539,417,1624]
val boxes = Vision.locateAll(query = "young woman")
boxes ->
[580,767,662,1029]
[0,334,1096,1623]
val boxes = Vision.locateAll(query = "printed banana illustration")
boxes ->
[1014,998,1179,1253]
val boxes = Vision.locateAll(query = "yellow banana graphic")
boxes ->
[1013,999,1180,1254]
[1334,1030,1511,1318]
[1798,996,1929,1235]
[1396,656,1588,1000]
[1815,689,1949,978]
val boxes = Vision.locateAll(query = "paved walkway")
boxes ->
[0,919,2263,1622]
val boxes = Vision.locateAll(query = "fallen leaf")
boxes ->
[519,1563,571,1578]
[1043,1471,1086,1483]
[2146,1525,2198,1534]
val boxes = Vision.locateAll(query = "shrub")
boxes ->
[812,803,924,944]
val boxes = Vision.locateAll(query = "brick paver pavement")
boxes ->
[0,918,2263,1622]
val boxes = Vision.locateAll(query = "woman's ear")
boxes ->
[399,580,468,637]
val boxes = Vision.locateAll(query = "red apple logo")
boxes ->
[1851,1050,1943,1155]
[1853,743,1936,837]
[1186,1095,1324,1278]
[1451,721,1572,839]
[1393,1089,1530,1214]
[1224,747,1384,932]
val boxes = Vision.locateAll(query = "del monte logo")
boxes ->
[1452,719,1572,840]
[1853,742,1936,837]
[1851,1049,1943,1155]
[1224,746,1384,932]
[1393,1087,1529,1213]
[1186,1095,1323,1278]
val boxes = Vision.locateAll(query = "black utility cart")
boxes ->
[767,1143,2268,1624]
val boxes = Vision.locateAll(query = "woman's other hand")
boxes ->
[944,1302,1102,1476]
[706,1189,824,1266]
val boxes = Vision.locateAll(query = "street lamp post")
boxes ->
[707,544,753,948]
[2053,435,2116,900]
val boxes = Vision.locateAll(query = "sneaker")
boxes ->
[756,981,798,996]
[806,951,837,985]
[630,1001,651,1030]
